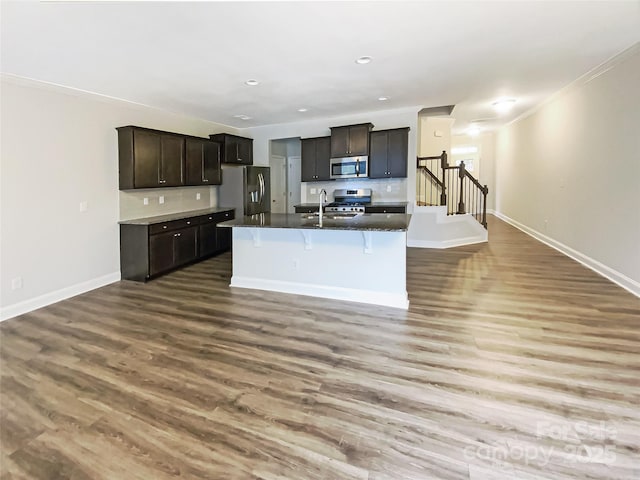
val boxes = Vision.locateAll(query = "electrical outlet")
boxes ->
[11,277,23,290]
[310,188,317,195]
[386,185,392,192]
[196,192,201,200]
[159,196,165,204]
[79,201,88,212]
[143,197,149,205]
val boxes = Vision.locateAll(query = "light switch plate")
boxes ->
[11,277,23,290]
[310,188,317,194]
[196,193,201,200]
[159,196,165,204]
[143,197,149,205]
[79,201,88,212]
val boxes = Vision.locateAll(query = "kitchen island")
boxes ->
[218,212,411,309]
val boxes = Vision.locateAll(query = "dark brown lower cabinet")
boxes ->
[120,210,234,282]
[217,226,232,252]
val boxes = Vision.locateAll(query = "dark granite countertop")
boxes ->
[294,201,408,209]
[218,213,411,232]
[369,201,409,207]
[119,207,235,225]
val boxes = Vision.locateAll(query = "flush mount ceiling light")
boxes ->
[492,98,517,113]
[467,125,481,136]
[378,96,389,101]
[298,108,308,112]
[245,79,259,86]
[233,114,252,121]
[355,56,372,64]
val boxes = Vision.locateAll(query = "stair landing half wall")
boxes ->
[407,206,488,249]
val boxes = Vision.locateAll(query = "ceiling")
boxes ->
[2,1,639,134]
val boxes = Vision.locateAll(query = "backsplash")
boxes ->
[119,186,217,220]
[302,178,407,203]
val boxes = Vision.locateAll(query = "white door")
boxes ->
[270,155,287,213]
[287,156,301,213]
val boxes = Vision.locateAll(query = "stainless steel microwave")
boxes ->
[330,156,368,179]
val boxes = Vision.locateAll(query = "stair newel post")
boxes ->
[457,161,466,214]
[440,150,447,206]
[482,185,488,229]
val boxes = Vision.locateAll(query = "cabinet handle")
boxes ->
[203,179,208,182]
[163,225,168,229]
[187,221,191,225]
[208,216,213,220]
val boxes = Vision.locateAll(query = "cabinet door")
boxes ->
[223,136,239,163]
[174,227,198,266]
[203,141,222,184]
[185,138,205,185]
[160,134,184,186]
[133,129,161,188]
[368,131,389,179]
[186,139,221,185]
[149,231,175,275]
[198,222,218,257]
[348,124,370,156]
[301,138,317,181]
[237,138,253,165]
[216,211,234,252]
[387,129,408,178]
[330,127,350,157]
[315,137,332,180]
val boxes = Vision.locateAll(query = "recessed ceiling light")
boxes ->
[298,108,308,112]
[245,79,259,86]
[233,114,252,120]
[492,98,516,113]
[378,96,389,101]
[355,56,372,64]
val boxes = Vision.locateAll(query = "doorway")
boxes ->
[269,138,302,214]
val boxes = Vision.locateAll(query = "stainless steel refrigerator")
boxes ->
[218,165,271,216]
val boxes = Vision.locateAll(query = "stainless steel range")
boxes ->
[325,188,372,213]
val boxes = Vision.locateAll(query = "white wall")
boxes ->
[0,75,238,319]
[418,116,454,157]
[494,47,640,294]
[247,107,420,207]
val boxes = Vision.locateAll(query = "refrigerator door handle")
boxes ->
[258,173,264,203]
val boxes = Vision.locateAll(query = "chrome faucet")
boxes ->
[318,189,327,226]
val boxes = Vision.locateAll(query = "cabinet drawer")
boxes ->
[365,206,406,214]
[149,218,196,234]
[295,206,319,213]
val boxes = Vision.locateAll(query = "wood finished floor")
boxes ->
[1,216,639,480]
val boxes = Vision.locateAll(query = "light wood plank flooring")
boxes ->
[1,216,639,479]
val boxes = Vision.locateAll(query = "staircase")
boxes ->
[416,151,488,228]
[408,151,489,249]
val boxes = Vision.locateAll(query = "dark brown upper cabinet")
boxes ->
[118,126,185,189]
[329,123,373,158]
[301,136,332,182]
[185,137,221,186]
[369,127,409,179]
[209,133,253,165]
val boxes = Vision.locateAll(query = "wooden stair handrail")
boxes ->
[415,153,488,229]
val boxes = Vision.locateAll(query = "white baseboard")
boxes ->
[0,272,121,322]
[230,276,409,309]
[493,211,640,298]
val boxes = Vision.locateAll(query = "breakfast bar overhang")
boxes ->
[219,213,412,309]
